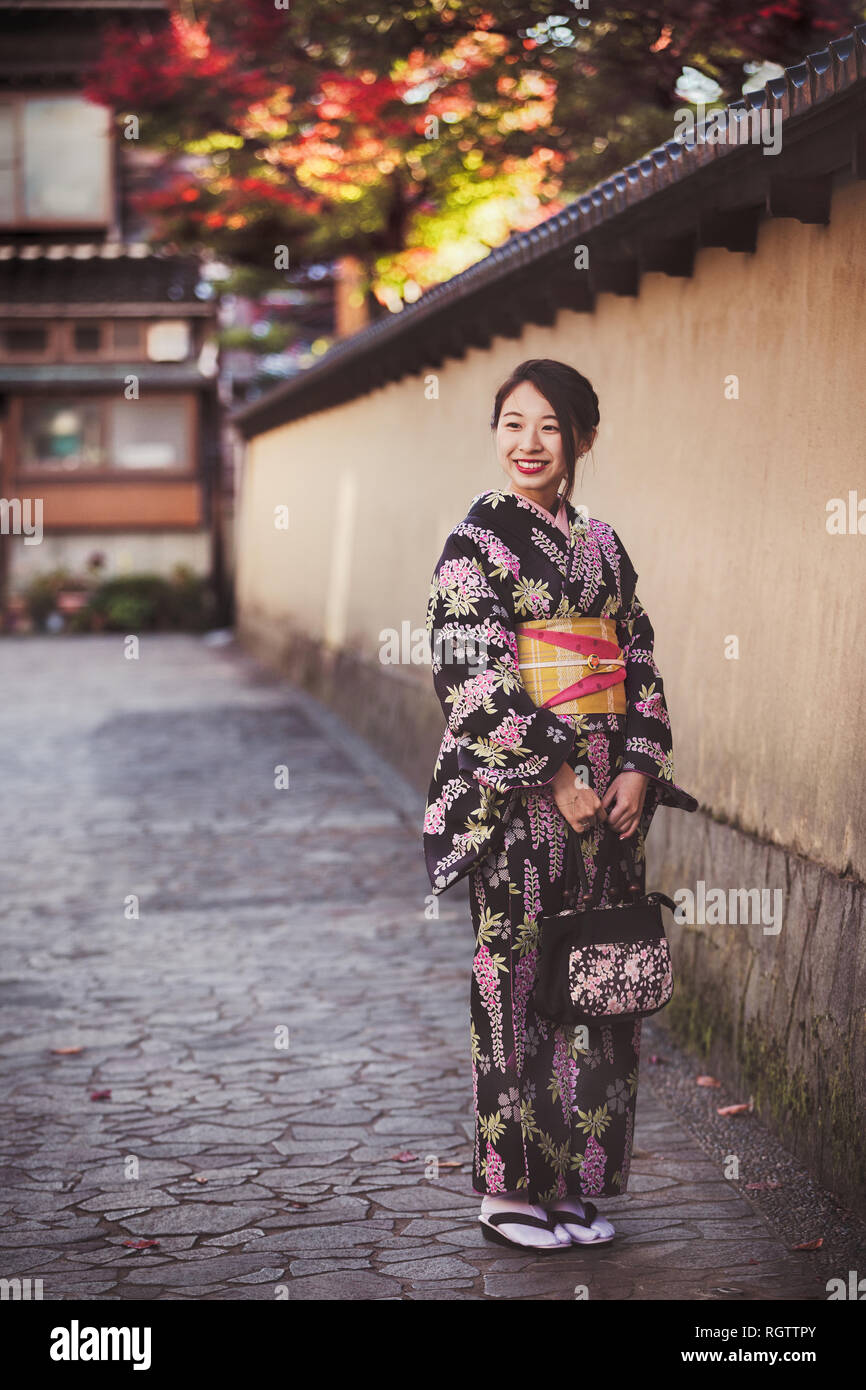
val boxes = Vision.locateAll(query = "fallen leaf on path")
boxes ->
[192,1175,208,1184]
[390,1151,418,1162]
[716,1102,750,1116]
[123,1239,159,1250]
[90,1089,111,1101]
[791,1237,823,1251]
[51,1046,83,1055]
[696,1075,721,1087]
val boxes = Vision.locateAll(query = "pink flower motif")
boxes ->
[451,668,498,722]
[473,944,500,997]
[438,556,487,601]
[490,711,530,750]
[580,1133,607,1196]
[485,1141,506,1194]
[487,539,520,577]
[586,731,610,792]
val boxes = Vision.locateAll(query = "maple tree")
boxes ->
[86,0,864,305]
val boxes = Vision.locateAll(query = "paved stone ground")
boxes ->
[0,634,860,1301]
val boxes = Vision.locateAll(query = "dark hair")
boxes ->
[490,358,599,505]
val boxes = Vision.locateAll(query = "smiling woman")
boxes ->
[422,357,697,1253]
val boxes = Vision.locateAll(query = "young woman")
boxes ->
[423,358,697,1252]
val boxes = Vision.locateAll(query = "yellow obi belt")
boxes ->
[515,616,626,717]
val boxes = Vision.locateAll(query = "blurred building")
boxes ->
[0,1,226,620]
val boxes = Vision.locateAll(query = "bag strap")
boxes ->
[563,826,592,908]
[563,821,670,912]
[646,892,678,913]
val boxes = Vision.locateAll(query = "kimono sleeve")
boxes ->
[426,530,577,794]
[611,529,679,792]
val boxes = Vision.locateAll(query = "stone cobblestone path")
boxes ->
[0,635,848,1300]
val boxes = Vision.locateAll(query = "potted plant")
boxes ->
[2,593,31,633]
[23,568,73,631]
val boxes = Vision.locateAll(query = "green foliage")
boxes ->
[23,568,78,627]
[24,565,216,633]
[87,566,215,632]
[218,322,295,353]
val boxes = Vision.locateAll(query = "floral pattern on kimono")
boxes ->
[423,487,698,1203]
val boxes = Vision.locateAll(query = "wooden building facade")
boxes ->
[0,1,224,617]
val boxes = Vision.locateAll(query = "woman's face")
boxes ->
[495,380,571,510]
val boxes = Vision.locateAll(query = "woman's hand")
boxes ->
[550,761,608,834]
[602,770,649,839]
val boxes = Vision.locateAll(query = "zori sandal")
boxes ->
[478,1208,567,1252]
[546,1199,615,1245]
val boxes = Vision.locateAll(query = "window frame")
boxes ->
[109,318,147,359]
[64,320,109,362]
[11,392,199,481]
[0,317,194,364]
[0,91,114,230]
[0,320,55,362]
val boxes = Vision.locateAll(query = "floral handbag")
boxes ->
[531,824,677,1026]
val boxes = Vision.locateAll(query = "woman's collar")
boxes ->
[467,485,576,535]
[503,486,572,534]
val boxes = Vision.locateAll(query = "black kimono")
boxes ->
[423,486,697,1203]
